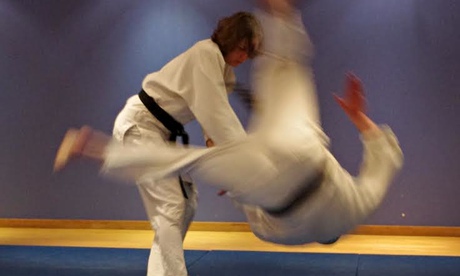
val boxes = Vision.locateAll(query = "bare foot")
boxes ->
[53,126,93,172]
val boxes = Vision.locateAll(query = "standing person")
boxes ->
[55,11,263,276]
[114,11,262,276]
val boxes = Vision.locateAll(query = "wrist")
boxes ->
[352,113,378,133]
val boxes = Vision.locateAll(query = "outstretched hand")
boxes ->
[334,73,366,120]
[334,74,378,133]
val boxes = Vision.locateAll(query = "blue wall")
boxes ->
[0,0,459,226]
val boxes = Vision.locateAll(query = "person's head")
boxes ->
[211,11,263,67]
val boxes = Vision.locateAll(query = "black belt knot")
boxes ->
[138,89,189,145]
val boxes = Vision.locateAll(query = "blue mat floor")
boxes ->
[0,245,459,276]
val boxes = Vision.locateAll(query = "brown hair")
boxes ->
[211,11,263,59]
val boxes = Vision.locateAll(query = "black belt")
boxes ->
[138,89,189,145]
[138,89,190,198]
[265,171,324,216]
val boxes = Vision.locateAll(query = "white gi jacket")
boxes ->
[139,39,246,144]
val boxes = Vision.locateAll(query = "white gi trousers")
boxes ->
[113,95,197,276]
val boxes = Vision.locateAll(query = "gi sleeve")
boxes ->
[312,125,404,241]
[331,125,404,226]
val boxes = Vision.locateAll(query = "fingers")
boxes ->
[333,93,353,115]
[333,93,344,107]
[334,73,368,114]
[345,73,366,108]
[345,72,363,97]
